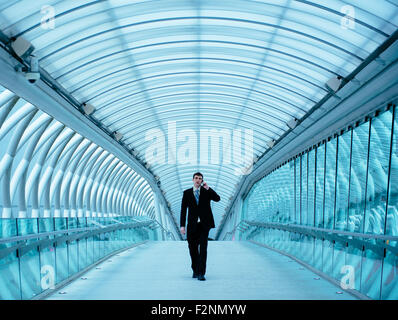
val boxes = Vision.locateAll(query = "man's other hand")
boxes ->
[180,226,186,235]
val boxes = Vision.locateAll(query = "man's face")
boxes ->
[193,175,203,188]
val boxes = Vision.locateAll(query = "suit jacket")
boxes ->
[180,186,220,230]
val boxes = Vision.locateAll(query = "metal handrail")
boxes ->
[244,221,398,241]
[221,220,250,240]
[241,220,398,256]
[0,226,97,244]
[0,220,154,259]
[150,219,177,240]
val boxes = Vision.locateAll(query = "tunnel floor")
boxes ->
[46,241,357,300]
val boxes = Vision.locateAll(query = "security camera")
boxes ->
[24,55,40,84]
[15,54,40,83]
[25,72,40,84]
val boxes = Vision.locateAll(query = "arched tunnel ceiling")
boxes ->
[0,0,397,236]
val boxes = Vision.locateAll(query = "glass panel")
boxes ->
[68,218,79,229]
[295,157,300,224]
[78,238,88,271]
[348,121,370,233]
[112,230,118,252]
[93,234,101,261]
[322,240,334,275]
[313,238,323,271]
[19,248,41,299]
[68,240,79,276]
[381,250,398,300]
[301,153,308,225]
[364,111,392,235]
[17,218,38,236]
[360,248,383,299]
[0,251,21,299]
[308,149,315,226]
[54,218,67,232]
[301,235,313,265]
[0,219,17,239]
[335,130,352,231]
[332,241,346,280]
[315,143,325,228]
[55,241,68,283]
[103,232,110,255]
[386,107,398,237]
[38,218,53,233]
[77,217,87,229]
[288,161,295,224]
[345,245,362,293]
[39,245,56,294]
[324,137,337,229]
[87,236,94,265]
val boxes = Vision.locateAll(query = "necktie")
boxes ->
[194,189,199,204]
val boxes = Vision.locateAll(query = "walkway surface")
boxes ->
[46,241,357,300]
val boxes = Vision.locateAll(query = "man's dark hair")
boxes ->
[193,172,203,179]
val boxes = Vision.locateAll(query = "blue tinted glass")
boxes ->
[78,238,88,270]
[364,111,392,235]
[313,238,323,270]
[308,149,315,226]
[361,248,383,299]
[381,250,398,299]
[0,251,21,299]
[345,245,363,293]
[55,242,68,283]
[324,137,337,229]
[17,219,38,236]
[315,144,325,228]
[68,240,79,276]
[301,153,308,225]
[238,107,398,300]
[322,240,334,275]
[19,248,41,299]
[332,241,346,280]
[38,218,53,233]
[335,130,352,231]
[349,122,370,233]
[0,219,17,239]
[295,158,300,224]
[39,246,56,294]
[386,107,398,237]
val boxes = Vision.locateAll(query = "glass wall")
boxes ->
[315,143,325,228]
[0,216,159,300]
[241,106,398,300]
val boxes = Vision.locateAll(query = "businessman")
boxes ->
[180,172,220,281]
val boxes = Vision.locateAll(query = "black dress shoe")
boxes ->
[198,274,206,281]
[192,272,199,278]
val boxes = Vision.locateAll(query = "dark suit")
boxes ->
[180,186,220,276]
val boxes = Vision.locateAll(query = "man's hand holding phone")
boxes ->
[202,181,209,190]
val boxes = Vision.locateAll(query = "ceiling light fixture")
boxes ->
[82,103,95,115]
[11,36,34,59]
[113,131,123,141]
[287,118,298,129]
[266,139,275,148]
[325,76,343,92]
